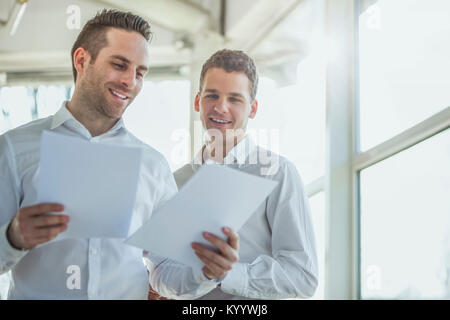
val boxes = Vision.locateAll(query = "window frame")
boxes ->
[352,0,450,300]
[322,0,450,300]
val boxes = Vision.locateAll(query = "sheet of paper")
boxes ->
[125,164,278,272]
[37,130,142,240]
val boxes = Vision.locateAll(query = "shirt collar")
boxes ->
[51,101,126,135]
[50,101,75,130]
[192,135,256,169]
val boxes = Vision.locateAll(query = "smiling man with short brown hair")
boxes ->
[150,49,319,300]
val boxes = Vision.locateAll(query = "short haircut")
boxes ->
[199,49,259,101]
[70,9,152,82]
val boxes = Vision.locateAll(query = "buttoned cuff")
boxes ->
[0,222,28,266]
[192,266,222,286]
[220,262,248,297]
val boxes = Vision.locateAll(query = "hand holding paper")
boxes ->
[126,164,278,274]
[7,203,69,250]
[191,226,240,280]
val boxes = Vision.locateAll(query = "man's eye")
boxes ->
[206,95,218,99]
[113,63,125,69]
[229,97,241,103]
[137,72,144,79]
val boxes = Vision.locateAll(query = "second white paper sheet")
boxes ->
[125,164,278,272]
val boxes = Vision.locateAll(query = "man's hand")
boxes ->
[148,285,169,300]
[7,203,69,250]
[191,227,239,280]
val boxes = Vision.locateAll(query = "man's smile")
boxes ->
[109,88,129,101]
[209,117,232,125]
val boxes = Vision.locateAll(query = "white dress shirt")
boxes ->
[0,102,214,299]
[169,136,319,299]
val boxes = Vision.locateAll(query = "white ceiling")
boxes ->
[0,0,322,85]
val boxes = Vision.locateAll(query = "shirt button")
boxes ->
[88,290,95,296]
[90,249,97,255]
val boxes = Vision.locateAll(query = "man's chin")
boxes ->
[100,104,128,120]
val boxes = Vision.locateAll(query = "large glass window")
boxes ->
[360,129,450,299]
[358,0,450,151]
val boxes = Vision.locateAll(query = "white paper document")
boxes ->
[37,131,142,240]
[125,164,278,272]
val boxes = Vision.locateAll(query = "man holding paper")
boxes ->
[150,49,318,299]
[0,10,238,299]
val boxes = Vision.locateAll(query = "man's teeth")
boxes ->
[210,118,231,124]
[111,89,127,99]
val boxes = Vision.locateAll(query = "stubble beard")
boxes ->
[80,69,125,121]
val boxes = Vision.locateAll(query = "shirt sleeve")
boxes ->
[0,134,28,275]
[143,158,218,299]
[220,161,319,299]
[143,252,219,300]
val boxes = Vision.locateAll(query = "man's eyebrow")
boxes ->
[111,55,130,64]
[229,92,245,99]
[204,89,245,99]
[111,55,148,71]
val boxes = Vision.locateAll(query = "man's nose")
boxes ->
[214,97,229,113]
[120,69,136,89]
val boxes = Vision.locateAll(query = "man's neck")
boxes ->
[66,95,119,137]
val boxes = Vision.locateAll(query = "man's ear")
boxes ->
[194,92,201,112]
[73,47,90,80]
[248,99,258,119]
